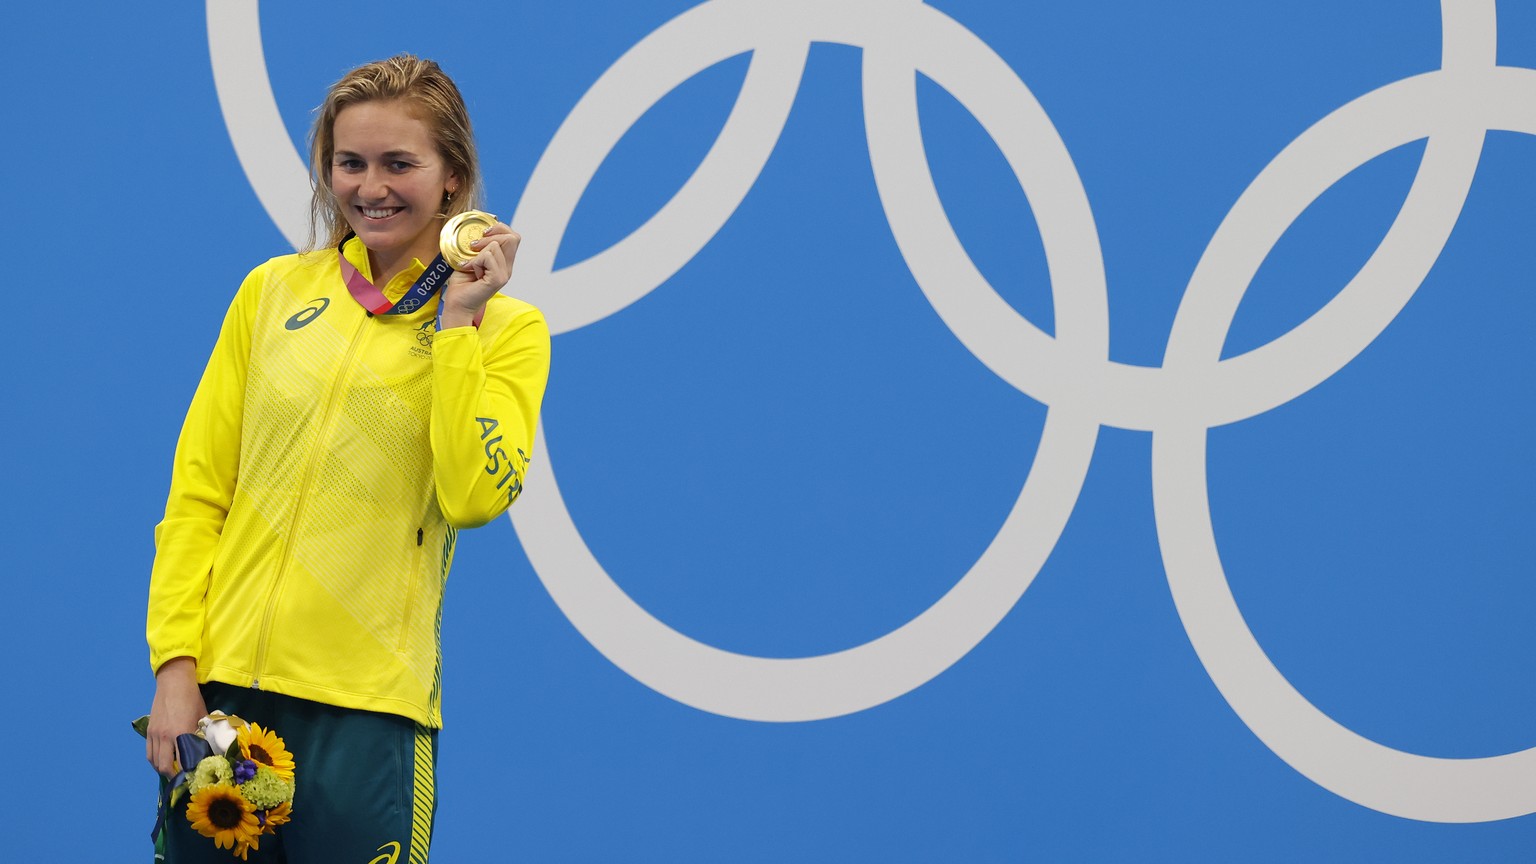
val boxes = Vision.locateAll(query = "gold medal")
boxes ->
[440,210,498,270]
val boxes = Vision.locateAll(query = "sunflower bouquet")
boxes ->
[134,711,297,860]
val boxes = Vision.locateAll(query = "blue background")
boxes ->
[3,0,1534,860]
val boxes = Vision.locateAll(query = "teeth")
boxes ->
[362,207,400,219]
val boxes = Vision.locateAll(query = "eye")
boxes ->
[389,161,414,173]
[334,158,364,172]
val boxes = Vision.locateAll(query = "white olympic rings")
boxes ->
[208,0,1536,822]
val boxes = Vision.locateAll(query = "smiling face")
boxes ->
[329,99,459,281]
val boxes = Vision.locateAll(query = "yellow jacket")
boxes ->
[147,238,549,727]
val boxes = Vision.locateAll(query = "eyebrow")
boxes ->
[333,149,424,160]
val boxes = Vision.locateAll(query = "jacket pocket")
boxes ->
[397,527,425,653]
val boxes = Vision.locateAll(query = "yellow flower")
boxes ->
[261,800,293,835]
[238,722,295,782]
[185,785,261,858]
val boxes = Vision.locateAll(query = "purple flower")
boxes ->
[234,759,258,784]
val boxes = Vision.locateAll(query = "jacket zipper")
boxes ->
[250,311,372,688]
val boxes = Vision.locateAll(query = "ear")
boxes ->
[446,175,460,196]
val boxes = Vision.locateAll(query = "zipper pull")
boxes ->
[416,528,424,546]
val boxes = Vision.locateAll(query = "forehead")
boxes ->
[332,100,437,154]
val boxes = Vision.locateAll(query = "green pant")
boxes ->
[158,682,437,863]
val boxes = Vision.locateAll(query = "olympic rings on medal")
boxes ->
[208,0,1536,822]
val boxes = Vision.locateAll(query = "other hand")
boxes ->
[146,657,206,777]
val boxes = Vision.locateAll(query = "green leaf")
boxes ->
[226,741,243,764]
[131,715,150,738]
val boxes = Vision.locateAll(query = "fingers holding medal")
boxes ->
[439,210,521,319]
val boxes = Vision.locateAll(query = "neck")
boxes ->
[364,222,445,287]
[367,248,412,288]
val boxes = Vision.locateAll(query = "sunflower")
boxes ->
[186,784,261,858]
[237,722,295,781]
[260,800,293,835]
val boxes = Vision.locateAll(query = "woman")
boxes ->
[145,54,549,861]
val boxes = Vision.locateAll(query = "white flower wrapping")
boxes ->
[197,711,243,756]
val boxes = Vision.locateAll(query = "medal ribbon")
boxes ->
[337,234,483,327]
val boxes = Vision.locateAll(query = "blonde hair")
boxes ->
[307,54,484,250]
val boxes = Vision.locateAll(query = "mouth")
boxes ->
[357,206,404,222]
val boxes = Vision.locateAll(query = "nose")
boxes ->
[360,165,389,201]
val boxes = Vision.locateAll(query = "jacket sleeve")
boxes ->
[429,305,551,528]
[145,270,259,673]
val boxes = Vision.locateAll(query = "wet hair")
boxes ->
[307,54,484,250]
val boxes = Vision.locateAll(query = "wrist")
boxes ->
[155,656,197,681]
[438,303,482,330]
